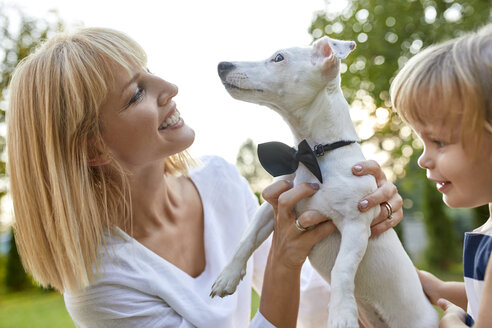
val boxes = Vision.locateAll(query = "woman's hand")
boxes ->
[259,180,336,328]
[352,160,403,237]
[262,180,336,271]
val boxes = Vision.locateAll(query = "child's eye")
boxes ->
[129,87,144,106]
[433,140,447,147]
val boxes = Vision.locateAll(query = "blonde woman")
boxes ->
[7,27,401,327]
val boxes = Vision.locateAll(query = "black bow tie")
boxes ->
[257,139,357,183]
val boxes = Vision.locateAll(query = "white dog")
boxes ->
[211,36,438,328]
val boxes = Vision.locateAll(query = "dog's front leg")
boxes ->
[211,201,274,297]
[328,218,371,328]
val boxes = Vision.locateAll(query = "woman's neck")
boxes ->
[124,161,183,239]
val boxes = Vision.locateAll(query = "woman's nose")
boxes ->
[157,80,178,106]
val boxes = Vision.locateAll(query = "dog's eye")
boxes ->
[273,54,284,62]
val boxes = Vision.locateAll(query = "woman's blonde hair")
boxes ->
[390,24,492,158]
[7,27,193,292]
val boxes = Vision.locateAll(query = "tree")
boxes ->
[5,228,30,291]
[236,139,272,201]
[310,0,491,268]
[0,3,64,290]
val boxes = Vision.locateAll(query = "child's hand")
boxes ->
[352,160,403,237]
[417,270,445,305]
[438,299,467,327]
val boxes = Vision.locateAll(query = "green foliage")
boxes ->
[5,228,31,291]
[236,139,272,196]
[0,253,6,293]
[311,0,491,108]
[421,180,458,269]
[471,204,490,228]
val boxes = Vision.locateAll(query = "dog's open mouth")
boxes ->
[223,82,263,93]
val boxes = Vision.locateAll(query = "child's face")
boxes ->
[414,122,492,209]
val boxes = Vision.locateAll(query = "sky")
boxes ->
[6,0,343,164]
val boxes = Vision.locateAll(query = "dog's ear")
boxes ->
[313,36,356,64]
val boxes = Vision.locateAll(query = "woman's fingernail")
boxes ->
[310,183,320,190]
[359,199,369,209]
[353,165,362,172]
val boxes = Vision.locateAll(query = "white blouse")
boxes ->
[64,156,330,327]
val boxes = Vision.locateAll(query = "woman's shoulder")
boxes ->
[190,155,243,182]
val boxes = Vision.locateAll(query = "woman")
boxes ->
[7,27,402,327]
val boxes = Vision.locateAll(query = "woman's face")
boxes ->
[98,64,195,169]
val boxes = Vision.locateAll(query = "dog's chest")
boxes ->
[293,152,376,222]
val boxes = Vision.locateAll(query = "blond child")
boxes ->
[390,24,492,327]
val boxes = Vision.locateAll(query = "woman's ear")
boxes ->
[87,136,111,167]
[88,155,111,167]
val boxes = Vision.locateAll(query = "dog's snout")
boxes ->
[218,61,235,80]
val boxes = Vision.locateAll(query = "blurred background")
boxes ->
[0,0,490,327]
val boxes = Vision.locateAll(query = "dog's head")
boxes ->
[218,36,355,112]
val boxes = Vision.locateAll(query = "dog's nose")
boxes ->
[218,61,235,80]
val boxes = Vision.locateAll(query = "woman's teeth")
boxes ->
[159,112,180,130]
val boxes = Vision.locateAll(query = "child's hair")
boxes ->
[7,27,193,292]
[390,24,492,158]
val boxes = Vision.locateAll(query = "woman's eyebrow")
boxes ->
[121,72,141,93]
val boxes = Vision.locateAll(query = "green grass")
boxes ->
[0,288,260,326]
[0,275,459,326]
[0,289,75,328]
[251,289,260,319]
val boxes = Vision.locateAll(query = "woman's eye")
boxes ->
[273,54,284,62]
[129,87,144,105]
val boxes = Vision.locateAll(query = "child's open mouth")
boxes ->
[437,181,451,192]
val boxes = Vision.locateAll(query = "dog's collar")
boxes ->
[257,139,358,184]
[313,140,358,157]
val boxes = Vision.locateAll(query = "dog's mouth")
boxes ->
[222,82,263,93]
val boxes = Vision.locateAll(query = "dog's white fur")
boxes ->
[211,36,438,328]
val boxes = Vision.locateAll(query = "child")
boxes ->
[390,24,492,327]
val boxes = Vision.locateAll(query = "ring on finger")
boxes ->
[382,201,393,220]
[295,218,310,232]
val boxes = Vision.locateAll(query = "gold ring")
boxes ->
[295,218,309,232]
[382,201,393,220]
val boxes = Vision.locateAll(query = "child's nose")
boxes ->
[417,150,433,169]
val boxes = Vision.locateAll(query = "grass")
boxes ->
[0,288,260,327]
[251,289,260,319]
[0,289,75,328]
[0,269,462,326]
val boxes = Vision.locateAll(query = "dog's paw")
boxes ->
[209,265,246,298]
[328,303,359,328]
[327,318,359,328]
